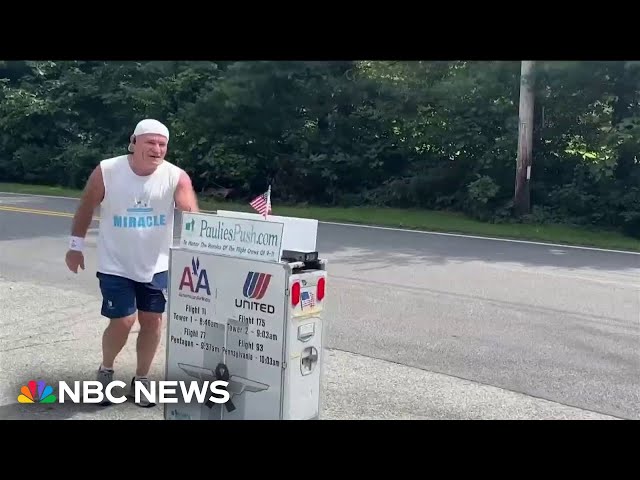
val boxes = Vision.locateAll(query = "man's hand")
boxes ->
[65,165,102,275]
[65,250,85,273]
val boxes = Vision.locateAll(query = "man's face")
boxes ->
[135,133,168,167]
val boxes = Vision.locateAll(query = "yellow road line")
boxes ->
[0,205,100,220]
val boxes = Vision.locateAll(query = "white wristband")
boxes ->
[69,236,85,251]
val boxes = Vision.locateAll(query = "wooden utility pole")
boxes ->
[514,60,535,216]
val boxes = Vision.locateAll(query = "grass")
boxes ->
[1,182,639,252]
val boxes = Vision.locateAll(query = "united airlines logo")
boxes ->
[236,272,274,314]
[243,272,271,299]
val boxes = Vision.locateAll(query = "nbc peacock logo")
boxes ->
[18,380,57,404]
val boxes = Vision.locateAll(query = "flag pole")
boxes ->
[265,184,271,219]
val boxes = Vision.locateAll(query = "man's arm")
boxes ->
[174,170,199,212]
[71,165,105,239]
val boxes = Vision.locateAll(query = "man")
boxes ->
[65,118,199,407]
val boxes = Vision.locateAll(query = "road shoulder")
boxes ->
[0,278,617,420]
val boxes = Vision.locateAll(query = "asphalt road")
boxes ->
[1,193,638,419]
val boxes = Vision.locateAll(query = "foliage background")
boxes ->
[1,60,638,237]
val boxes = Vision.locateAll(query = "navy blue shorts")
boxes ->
[96,271,168,319]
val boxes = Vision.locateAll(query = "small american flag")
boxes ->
[301,291,315,309]
[249,185,272,218]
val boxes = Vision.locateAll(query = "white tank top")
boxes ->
[97,155,182,283]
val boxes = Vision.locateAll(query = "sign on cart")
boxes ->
[181,212,284,262]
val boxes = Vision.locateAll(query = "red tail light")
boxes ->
[291,281,300,306]
[317,277,325,301]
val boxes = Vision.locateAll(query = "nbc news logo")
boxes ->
[18,378,231,406]
[18,380,56,404]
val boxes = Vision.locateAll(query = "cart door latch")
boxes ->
[300,346,318,376]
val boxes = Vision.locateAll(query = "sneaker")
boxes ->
[129,376,156,408]
[96,366,114,406]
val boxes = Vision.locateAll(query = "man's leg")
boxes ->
[96,273,137,405]
[102,314,137,369]
[130,271,167,407]
[135,310,163,377]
